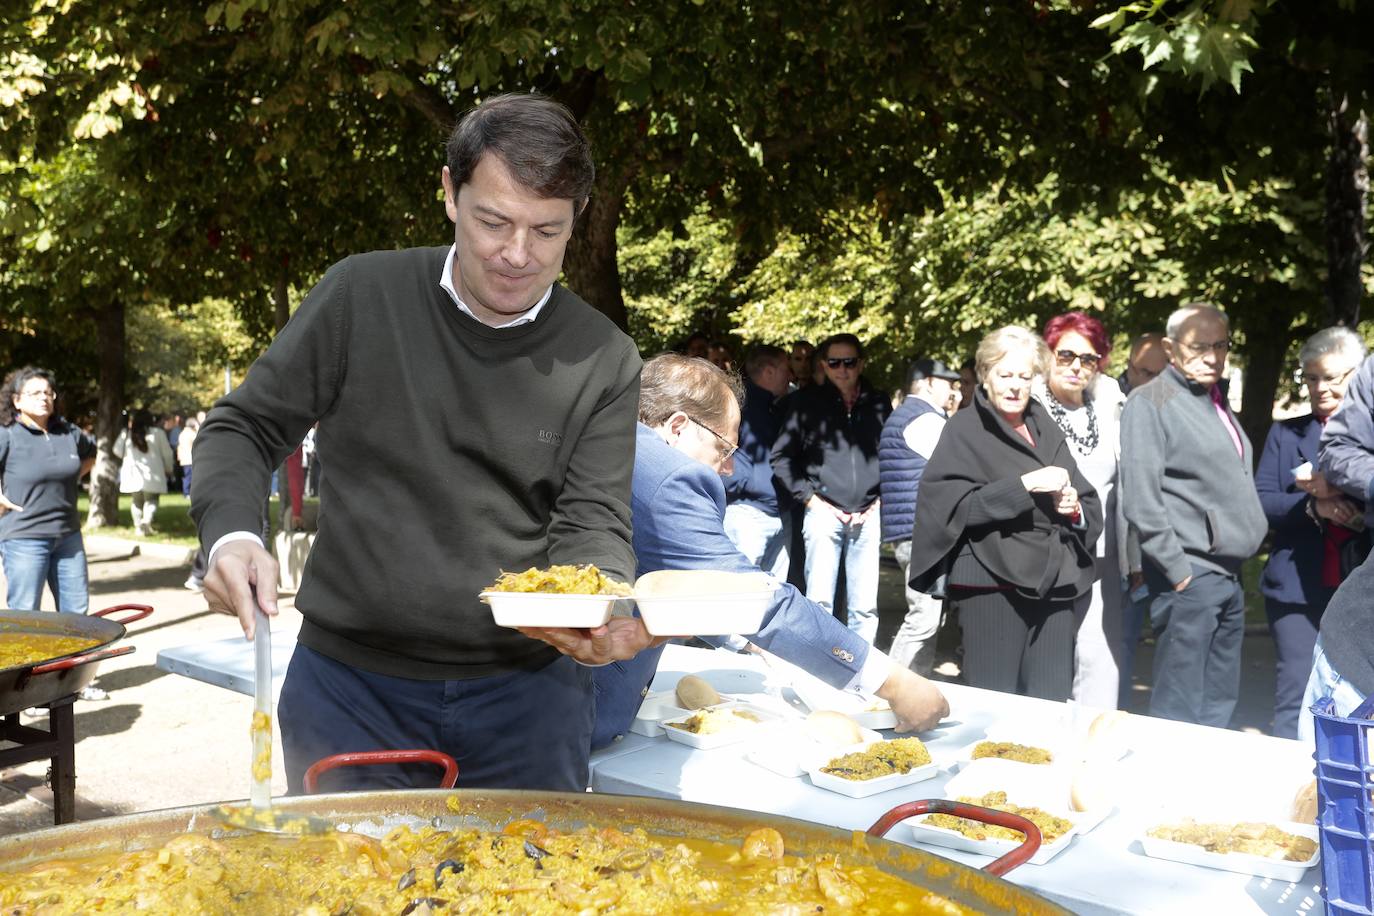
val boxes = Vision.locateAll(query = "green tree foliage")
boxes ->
[126,298,257,416]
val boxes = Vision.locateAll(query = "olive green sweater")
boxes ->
[191,246,641,678]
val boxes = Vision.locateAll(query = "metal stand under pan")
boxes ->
[0,696,76,825]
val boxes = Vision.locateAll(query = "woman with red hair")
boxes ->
[1035,311,1127,709]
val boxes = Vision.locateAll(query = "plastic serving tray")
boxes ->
[1138,813,1320,883]
[805,739,940,799]
[482,592,620,629]
[746,723,884,778]
[659,703,781,750]
[633,571,778,637]
[905,758,1104,866]
[629,691,690,738]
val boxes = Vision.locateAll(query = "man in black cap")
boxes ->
[879,358,960,675]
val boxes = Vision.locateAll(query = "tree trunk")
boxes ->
[84,300,126,529]
[1324,93,1369,327]
[1235,303,1288,469]
[563,168,633,330]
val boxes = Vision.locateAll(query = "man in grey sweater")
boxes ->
[1119,304,1267,727]
[192,94,654,793]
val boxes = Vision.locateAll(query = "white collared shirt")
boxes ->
[439,244,552,328]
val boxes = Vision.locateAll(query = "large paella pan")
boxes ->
[0,787,1069,914]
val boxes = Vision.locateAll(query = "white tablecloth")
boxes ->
[589,644,1324,916]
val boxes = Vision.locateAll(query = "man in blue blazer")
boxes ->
[592,354,949,749]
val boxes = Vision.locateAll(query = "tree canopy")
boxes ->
[2,0,1372,519]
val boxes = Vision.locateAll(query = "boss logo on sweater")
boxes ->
[537,429,564,445]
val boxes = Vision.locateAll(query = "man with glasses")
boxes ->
[592,354,948,748]
[771,333,892,644]
[1119,303,1267,726]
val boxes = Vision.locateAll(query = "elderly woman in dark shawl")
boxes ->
[908,326,1102,701]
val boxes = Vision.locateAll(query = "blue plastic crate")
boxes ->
[1312,694,1374,916]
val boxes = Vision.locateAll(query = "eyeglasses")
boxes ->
[1175,339,1231,357]
[824,357,860,369]
[688,416,738,462]
[1302,366,1356,388]
[18,389,54,401]
[1054,349,1101,370]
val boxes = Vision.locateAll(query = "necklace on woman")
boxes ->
[1044,388,1099,453]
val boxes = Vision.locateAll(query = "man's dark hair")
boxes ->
[818,333,864,360]
[792,339,814,353]
[743,344,788,380]
[446,93,594,214]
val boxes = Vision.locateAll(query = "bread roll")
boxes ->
[675,675,722,710]
[803,710,865,747]
[1292,779,1318,824]
[1088,709,1129,742]
[1070,765,1110,813]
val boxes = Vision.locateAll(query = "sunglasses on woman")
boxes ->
[1054,349,1101,370]
[825,357,860,369]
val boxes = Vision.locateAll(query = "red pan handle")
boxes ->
[30,645,135,675]
[303,750,460,794]
[91,604,154,626]
[868,799,1043,877]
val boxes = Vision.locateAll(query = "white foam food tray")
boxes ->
[633,570,779,637]
[483,592,620,629]
[983,717,1128,763]
[660,703,782,750]
[948,736,1063,772]
[905,758,1100,865]
[1138,810,1320,882]
[746,723,884,778]
[629,691,691,738]
[805,739,940,799]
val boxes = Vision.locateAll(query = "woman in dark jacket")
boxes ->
[1256,326,1365,738]
[908,326,1102,701]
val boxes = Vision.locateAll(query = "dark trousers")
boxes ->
[278,644,595,795]
[1145,564,1244,727]
[952,588,1076,701]
[1265,596,1330,740]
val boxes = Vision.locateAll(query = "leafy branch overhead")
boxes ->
[1089,0,1265,93]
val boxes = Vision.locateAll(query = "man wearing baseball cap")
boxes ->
[879,358,961,675]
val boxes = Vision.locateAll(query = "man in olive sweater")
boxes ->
[1119,304,1266,728]
[191,94,651,793]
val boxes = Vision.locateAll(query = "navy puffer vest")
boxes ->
[879,396,942,543]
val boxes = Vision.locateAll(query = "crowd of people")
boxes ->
[0,93,1370,797]
[685,304,1373,743]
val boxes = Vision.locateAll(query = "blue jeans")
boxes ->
[279,644,596,794]
[1,532,89,613]
[802,502,881,644]
[1298,636,1369,745]
[722,503,790,580]
[888,539,943,676]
